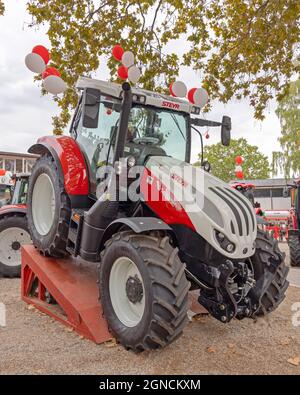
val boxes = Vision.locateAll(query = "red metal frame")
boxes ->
[21,245,111,344]
[36,136,89,196]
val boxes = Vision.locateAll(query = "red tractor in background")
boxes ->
[288,179,300,266]
[25,77,289,351]
[0,174,31,278]
[230,182,256,207]
[230,181,266,222]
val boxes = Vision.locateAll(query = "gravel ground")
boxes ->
[0,243,300,375]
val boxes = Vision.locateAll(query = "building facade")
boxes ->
[243,178,292,210]
[0,151,38,174]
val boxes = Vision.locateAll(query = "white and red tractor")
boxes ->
[25,78,289,351]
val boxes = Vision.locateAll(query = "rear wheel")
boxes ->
[251,230,289,316]
[27,155,71,258]
[288,233,300,267]
[99,231,190,352]
[0,215,31,278]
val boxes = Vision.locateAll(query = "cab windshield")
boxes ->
[76,95,189,174]
[128,106,189,162]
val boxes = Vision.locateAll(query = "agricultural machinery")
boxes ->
[230,182,255,207]
[0,174,31,277]
[288,179,300,266]
[26,77,289,351]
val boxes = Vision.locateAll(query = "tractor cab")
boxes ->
[72,77,231,194]
[11,173,30,205]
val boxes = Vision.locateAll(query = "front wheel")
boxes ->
[288,233,300,267]
[99,231,190,352]
[0,215,31,278]
[27,155,71,257]
[251,230,289,316]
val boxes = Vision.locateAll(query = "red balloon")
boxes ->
[112,45,124,61]
[169,83,175,97]
[236,171,244,179]
[42,67,61,80]
[118,65,128,80]
[205,133,210,139]
[32,45,50,65]
[187,88,197,104]
[235,155,243,165]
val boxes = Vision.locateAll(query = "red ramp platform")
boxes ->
[21,245,111,344]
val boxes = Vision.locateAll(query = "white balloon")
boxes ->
[128,65,141,84]
[43,75,67,95]
[171,81,187,98]
[25,53,46,74]
[235,165,243,172]
[193,88,209,108]
[121,51,135,68]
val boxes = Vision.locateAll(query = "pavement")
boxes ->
[0,242,299,375]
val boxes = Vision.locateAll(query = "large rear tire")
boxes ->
[99,231,190,352]
[252,230,289,316]
[27,155,71,258]
[0,215,31,278]
[288,233,300,267]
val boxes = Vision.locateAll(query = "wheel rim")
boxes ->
[109,257,145,327]
[32,174,55,236]
[0,227,31,267]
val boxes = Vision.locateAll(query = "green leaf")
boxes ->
[25,0,300,132]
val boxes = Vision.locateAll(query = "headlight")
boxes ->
[215,230,235,253]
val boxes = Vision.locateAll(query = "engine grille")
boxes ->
[209,186,255,236]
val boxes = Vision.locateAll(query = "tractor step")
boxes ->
[66,209,84,256]
[21,245,112,344]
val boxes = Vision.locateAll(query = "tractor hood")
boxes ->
[143,156,257,259]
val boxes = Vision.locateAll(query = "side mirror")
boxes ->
[82,88,101,129]
[202,160,211,173]
[221,115,231,146]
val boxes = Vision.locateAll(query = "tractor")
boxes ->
[0,173,31,277]
[288,179,300,266]
[230,181,255,207]
[26,77,289,351]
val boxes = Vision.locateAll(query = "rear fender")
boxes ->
[28,136,90,208]
[0,205,27,220]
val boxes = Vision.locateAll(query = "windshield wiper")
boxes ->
[170,113,186,141]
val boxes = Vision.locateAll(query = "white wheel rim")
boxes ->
[109,257,145,327]
[0,227,31,267]
[32,174,55,236]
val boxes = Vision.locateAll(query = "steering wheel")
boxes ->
[133,136,160,145]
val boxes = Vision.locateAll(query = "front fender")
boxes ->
[28,136,89,196]
[100,217,173,251]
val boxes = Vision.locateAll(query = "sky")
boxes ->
[0,0,282,166]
